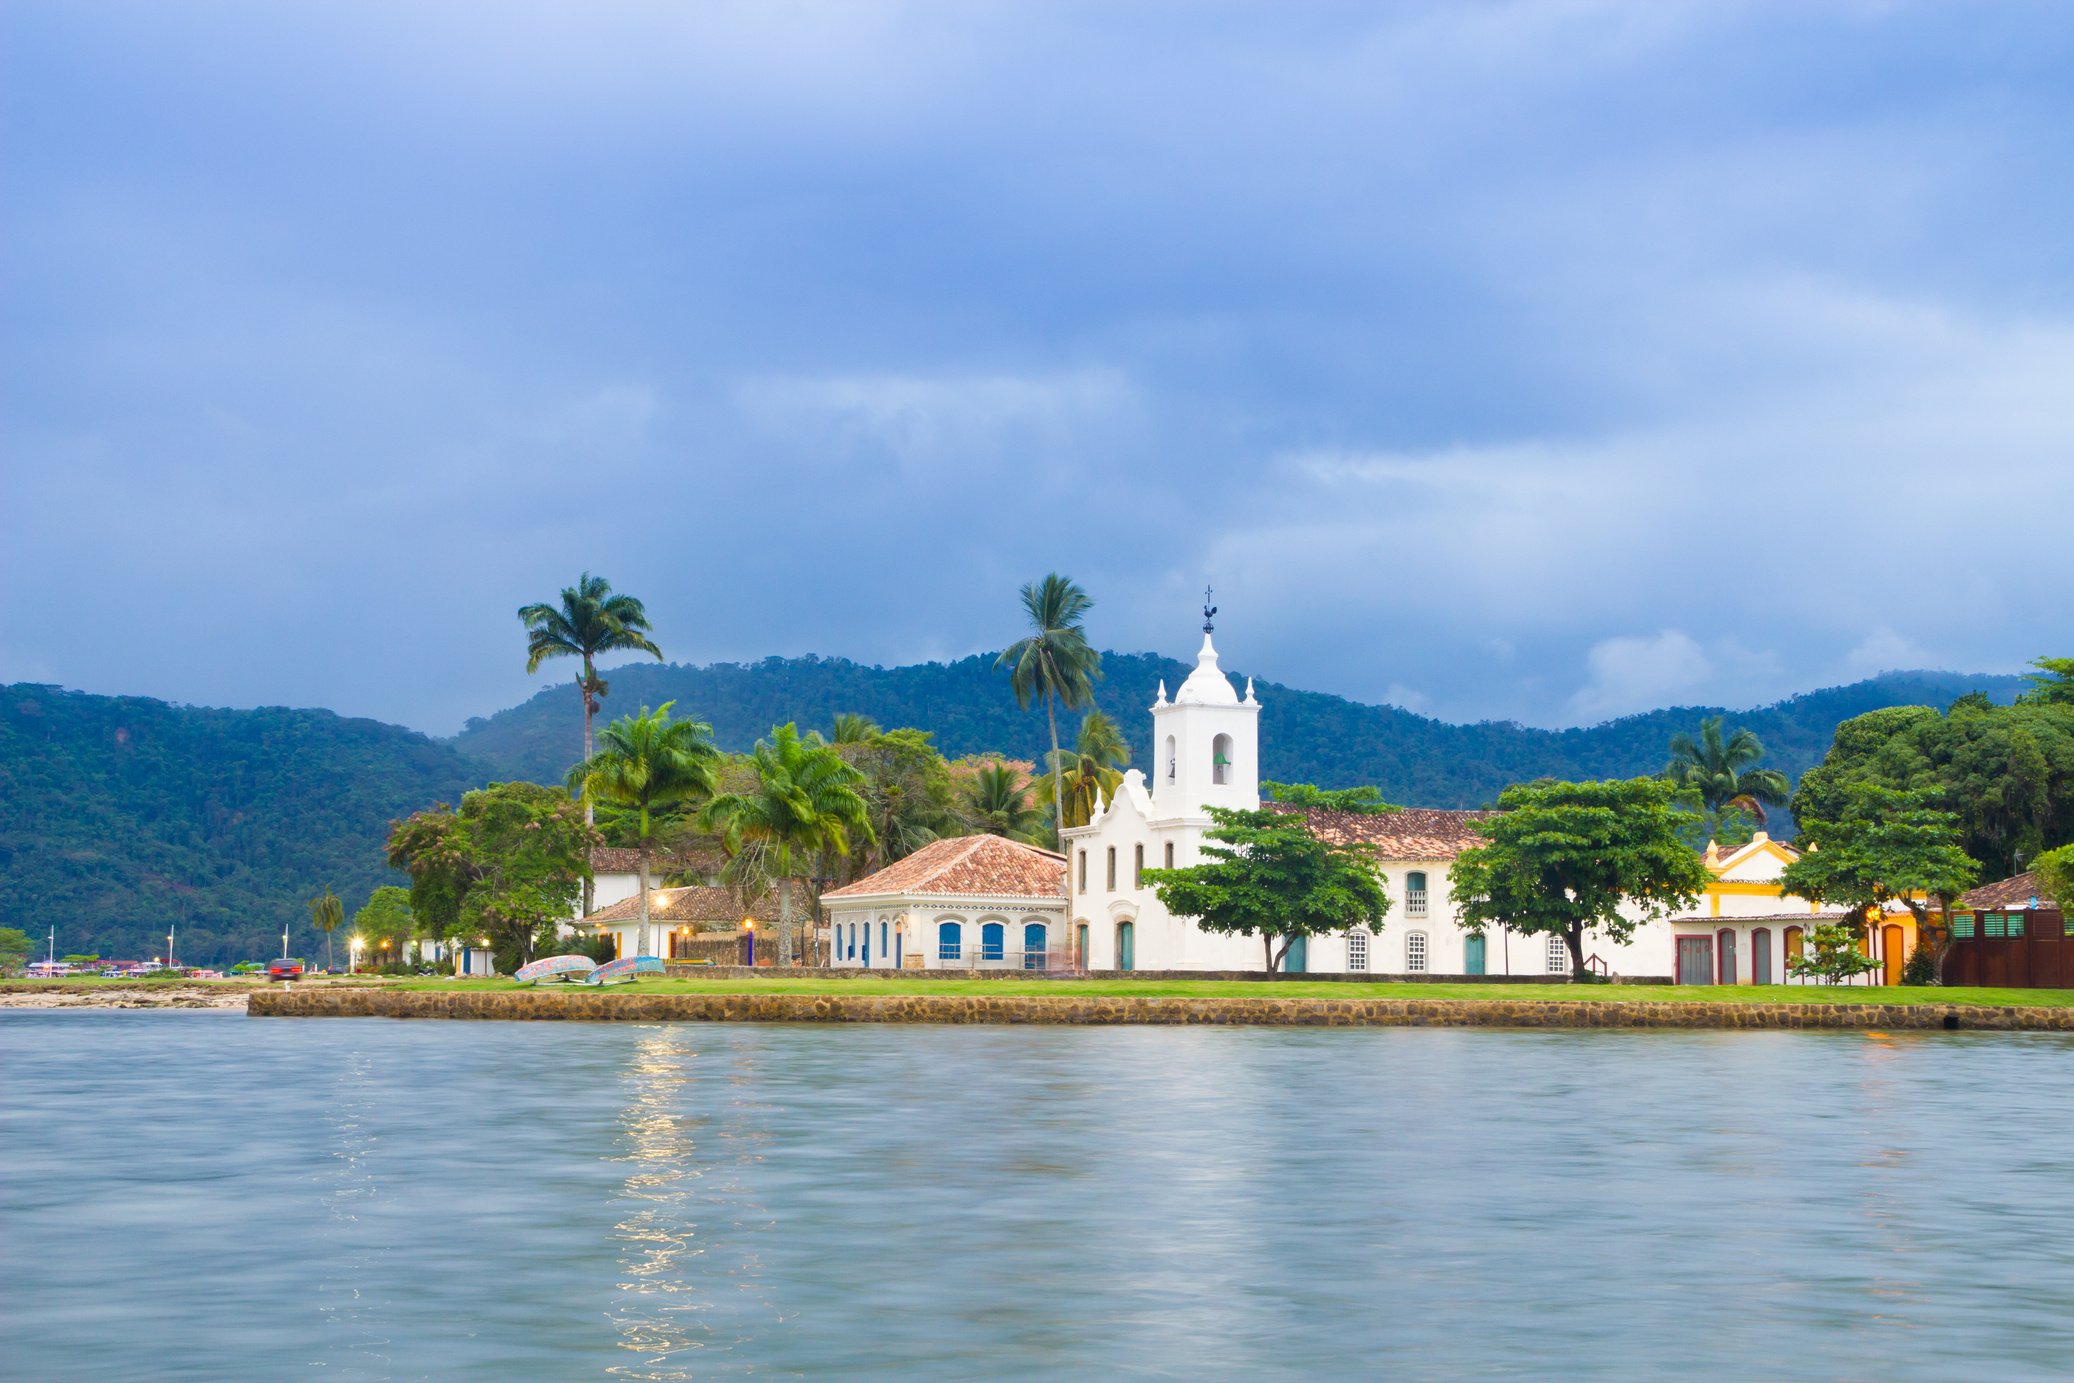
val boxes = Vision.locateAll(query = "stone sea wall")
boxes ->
[665,965,1676,984]
[247,988,2074,1032]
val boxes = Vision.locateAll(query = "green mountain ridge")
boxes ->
[3,660,2027,965]
[452,652,2027,808]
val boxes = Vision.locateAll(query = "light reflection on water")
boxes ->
[4,1012,2073,1381]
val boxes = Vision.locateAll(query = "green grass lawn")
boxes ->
[374,974,2074,1008]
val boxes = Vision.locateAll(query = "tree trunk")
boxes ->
[326,932,334,974]
[1264,933,1276,974]
[579,654,598,919]
[1565,925,1586,980]
[636,842,651,959]
[777,877,795,965]
[1046,690,1066,853]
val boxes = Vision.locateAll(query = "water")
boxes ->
[4,1012,2072,1381]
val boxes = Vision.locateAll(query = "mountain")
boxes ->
[0,684,490,966]
[451,652,2028,809]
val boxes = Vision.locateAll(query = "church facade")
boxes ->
[822,618,1839,982]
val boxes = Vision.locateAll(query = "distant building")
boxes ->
[581,884,777,962]
[822,834,1068,969]
[1947,872,2069,988]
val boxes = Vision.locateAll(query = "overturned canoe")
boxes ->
[514,954,598,985]
[583,956,666,986]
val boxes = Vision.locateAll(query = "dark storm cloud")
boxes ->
[5,1,2071,731]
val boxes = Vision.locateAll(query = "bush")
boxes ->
[1901,944,1940,986]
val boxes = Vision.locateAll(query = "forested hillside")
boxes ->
[452,653,2026,809]
[0,685,489,965]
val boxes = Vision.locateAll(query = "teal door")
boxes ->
[1115,922,1135,971]
[1284,935,1307,973]
[1464,932,1486,976]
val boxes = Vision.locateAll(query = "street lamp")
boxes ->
[350,936,364,974]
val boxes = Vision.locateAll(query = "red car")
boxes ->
[266,958,307,980]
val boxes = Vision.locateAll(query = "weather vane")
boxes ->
[1202,584,1217,633]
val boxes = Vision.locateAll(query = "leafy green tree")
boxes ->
[388,782,599,967]
[1779,782,1979,982]
[996,574,1101,849]
[1451,778,1712,978]
[1665,717,1791,839]
[307,888,344,973]
[1261,781,1399,815]
[1790,692,2073,877]
[703,723,873,964]
[2031,843,2074,914]
[1054,710,1130,828]
[836,727,960,876]
[350,885,416,968]
[568,703,722,958]
[2019,657,2074,706]
[959,760,1048,844]
[0,927,30,975]
[1788,921,1881,985]
[1145,803,1392,973]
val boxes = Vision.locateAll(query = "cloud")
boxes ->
[1568,631,1715,722]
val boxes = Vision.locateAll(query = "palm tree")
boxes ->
[702,723,874,965]
[1665,717,1791,832]
[307,888,343,973]
[568,703,722,958]
[963,761,1048,844]
[830,713,880,744]
[996,574,1101,849]
[519,573,665,792]
[1054,710,1130,828]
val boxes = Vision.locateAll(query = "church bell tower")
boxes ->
[1149,591,1261,821]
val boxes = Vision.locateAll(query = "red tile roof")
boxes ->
[582,886,776,926]
[589,845,725,878]
[1959,871,2057,910]
[823,834,1068,901]
[1666,910,1847,926]
[1277,805,1500,860]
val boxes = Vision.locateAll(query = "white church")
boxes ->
[823,614,1838,983]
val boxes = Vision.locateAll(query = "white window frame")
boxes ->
[1406,931,1428,974]
[1347,929,1369,973]
[1547,934,1569,975]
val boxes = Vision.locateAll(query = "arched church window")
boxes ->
[1407,872,1429,917]
[1212,733,1234,785]
[1165,734,1177,782]
[1347,929,1370,972]
[1406,931,1427,973]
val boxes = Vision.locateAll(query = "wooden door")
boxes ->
[1464,932,1486,976]
[1676,936,1713,985]
[1882,924,1904,986]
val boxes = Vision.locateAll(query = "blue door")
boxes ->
[1022,923,1047,970]
[862,925,870,968]
[1116,922,1135,971]
[1284,935,1307,973]
[1464,932,1486,976]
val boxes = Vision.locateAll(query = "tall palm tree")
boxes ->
[702,723,874,965]
[1665,717,1791,831]
[307,888,343,974]
[996,574,1101,849]
[1054,709,1131,828]
[519,573,665,791]
[963,761,1047,844]
[568,703,722,958]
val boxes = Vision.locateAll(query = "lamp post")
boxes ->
[350,936,363,974]
[166,924,175,971]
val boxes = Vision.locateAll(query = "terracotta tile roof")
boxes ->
[823,834,1068,901]
[582,886,777,926]
[1277,805,1501,860]
[589,845,724,878]
[1959,871,2057,910]
[1667,910,1847,926]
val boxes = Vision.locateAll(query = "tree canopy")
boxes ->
[1789,671,2074,877]
[1260,780,1398,814]
[1143,801,1392,973]
[1450,777,1712,977]
[996,574,1101,848]
[387,781,597,969]
[1664,717,1789,844]
[1780,782,1979,979]
[568,702,722,957]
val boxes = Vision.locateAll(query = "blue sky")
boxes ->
[6,1,2071,733]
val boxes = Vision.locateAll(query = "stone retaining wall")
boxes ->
[663,965,1676,985]
[248,988,2074,1032]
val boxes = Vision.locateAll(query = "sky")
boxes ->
[5,1,2071,734]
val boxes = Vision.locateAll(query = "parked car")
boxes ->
[266,957,307,980]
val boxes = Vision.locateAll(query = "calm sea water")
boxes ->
[3,1012,2071,1381]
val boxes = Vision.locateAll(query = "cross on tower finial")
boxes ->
[1202,585,1217,634]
